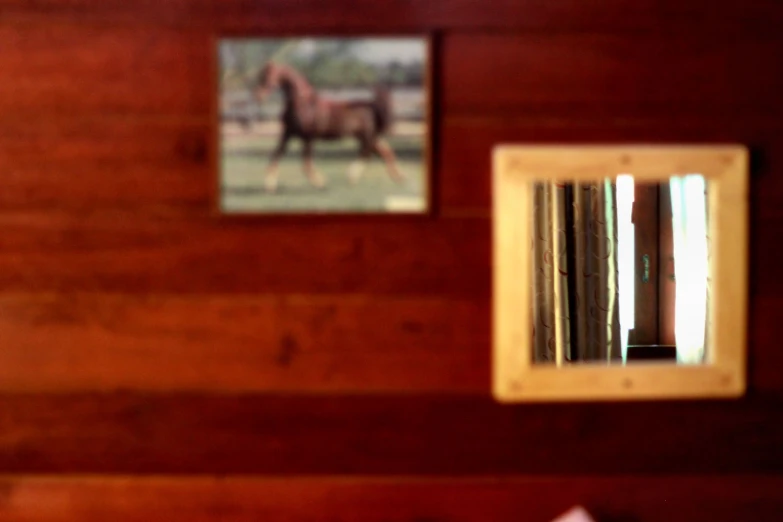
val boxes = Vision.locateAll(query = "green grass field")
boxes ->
[220,130,427,213]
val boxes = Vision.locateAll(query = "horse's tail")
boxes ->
[372,86,393,135]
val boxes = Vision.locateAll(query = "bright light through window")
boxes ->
[616,175,635,361]
[670,174,708,364]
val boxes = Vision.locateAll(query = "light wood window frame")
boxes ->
[493,145,748,402]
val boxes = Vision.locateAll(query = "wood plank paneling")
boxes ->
[0,119,209,207]
[0,213,489,295]
[443,34,783,116]
[3,206,779,301]
[750,297,783,395]
[2,0,782,33]
[0,288,780,395]
[752,221,783,297]
[441,118,783,211]
[0,0,782,518]
[5,29,782,212]
[0,294,488,392]
[0,476,782,522]
[5,26,781,119]
[0,394,780,474]
[0,24,208,115]
[6,113,780,215]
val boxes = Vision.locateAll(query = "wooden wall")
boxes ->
[1,1,783,520]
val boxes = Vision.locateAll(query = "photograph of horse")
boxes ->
[255,61,406,192]
[218,37,429,214]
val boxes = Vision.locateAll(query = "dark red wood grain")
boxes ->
[0,394,780,474]
[443,34,783,116]
[7,209,783,303]
[2,0,782,32]
[0,475,781,522]
[0,294,489,392]
[0,25,209,116]
[1,0,783,517]
[0,213,489,295]
[0,118,209,207]
[0,292,782,396]
[441,119,783,211]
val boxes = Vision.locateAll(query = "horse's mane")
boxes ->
[268,62,314,98]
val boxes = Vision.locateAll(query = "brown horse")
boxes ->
[255,61,406,192]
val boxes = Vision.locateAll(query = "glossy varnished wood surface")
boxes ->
[2,0,783,32]
[0,476,781,522]
[0,294,489,392]
[0,213,489,295]
[0,394,781,474]
[1,0,782,518]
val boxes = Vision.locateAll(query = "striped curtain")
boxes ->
[530,181,622,364]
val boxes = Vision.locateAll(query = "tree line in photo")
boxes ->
[220,40,425,91]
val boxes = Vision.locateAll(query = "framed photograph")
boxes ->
[217,36,431,214]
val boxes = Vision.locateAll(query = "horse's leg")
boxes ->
[302,139,325,188]
[265,132,291,193]
[373,137,406,183]
[348,137,372,185]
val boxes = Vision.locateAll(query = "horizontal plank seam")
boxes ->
[2,12,782,34]
[0,473,776,482]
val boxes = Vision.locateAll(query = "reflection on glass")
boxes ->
[530,175,709,365]
[616,175,635,360]
[670,175,709,364]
